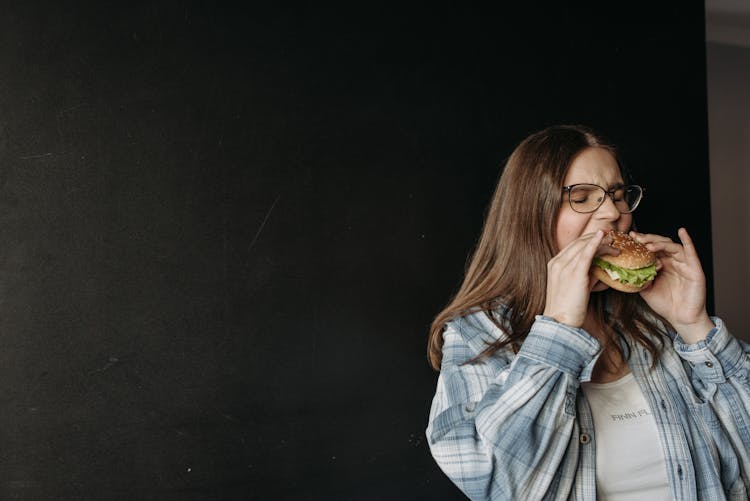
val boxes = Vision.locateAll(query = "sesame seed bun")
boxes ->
[594,231,657,293]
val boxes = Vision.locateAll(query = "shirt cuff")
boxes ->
[673,317,744,382]
[516,316,602,381]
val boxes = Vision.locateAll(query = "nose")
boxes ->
[595,193,621,220]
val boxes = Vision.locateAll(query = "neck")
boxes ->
[583,305,629,383]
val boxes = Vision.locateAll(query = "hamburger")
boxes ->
[592,231,657,293]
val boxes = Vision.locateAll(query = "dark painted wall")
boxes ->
[0,3,710,500]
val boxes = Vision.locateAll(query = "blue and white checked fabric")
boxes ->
[426,310,750,500]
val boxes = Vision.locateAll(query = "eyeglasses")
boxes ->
[561,183,643,214]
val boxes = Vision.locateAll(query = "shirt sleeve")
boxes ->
[672,317,750,482]
[426,314,601,500]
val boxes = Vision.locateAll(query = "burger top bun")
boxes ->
[594,231,657,293]
[601,230,656,269]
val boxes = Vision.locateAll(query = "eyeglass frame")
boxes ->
[561,183,644,214]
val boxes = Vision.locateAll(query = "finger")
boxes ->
[589,229,605,248]
[555,230,604,267]
[677,227,700,262]
[596,244,621,257]
[629,231,673,245]
[554,231,603,263]
[598,232,619,255]
[578,230,606,267]
[645,240,685,258]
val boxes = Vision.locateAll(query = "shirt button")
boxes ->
[705,361,714,368]
[465,402,476,413]
[579,433,591,444]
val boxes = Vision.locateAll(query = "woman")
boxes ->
[426,125,750,500]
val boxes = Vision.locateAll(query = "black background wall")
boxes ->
[0,2,712,500]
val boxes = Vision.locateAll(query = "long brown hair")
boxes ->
[427,125,670,371]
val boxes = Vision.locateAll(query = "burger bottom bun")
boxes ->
[591,266,650,293]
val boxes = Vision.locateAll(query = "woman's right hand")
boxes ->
[542,230,619,328]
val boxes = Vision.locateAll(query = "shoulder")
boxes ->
[442,307,512,365]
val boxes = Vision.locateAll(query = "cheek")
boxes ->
[555,211,589,250]
[617,214,633,232]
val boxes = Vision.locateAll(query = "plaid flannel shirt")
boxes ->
[426,311,750,500]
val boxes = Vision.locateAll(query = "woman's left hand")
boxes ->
[630,228,715,343]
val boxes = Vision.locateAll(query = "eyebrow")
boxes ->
[564,182,626,189]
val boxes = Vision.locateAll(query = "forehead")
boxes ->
[563,147,623,186]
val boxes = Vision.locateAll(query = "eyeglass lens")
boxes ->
[568,185,641,213]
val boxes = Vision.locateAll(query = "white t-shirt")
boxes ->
[581,372,671,500]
